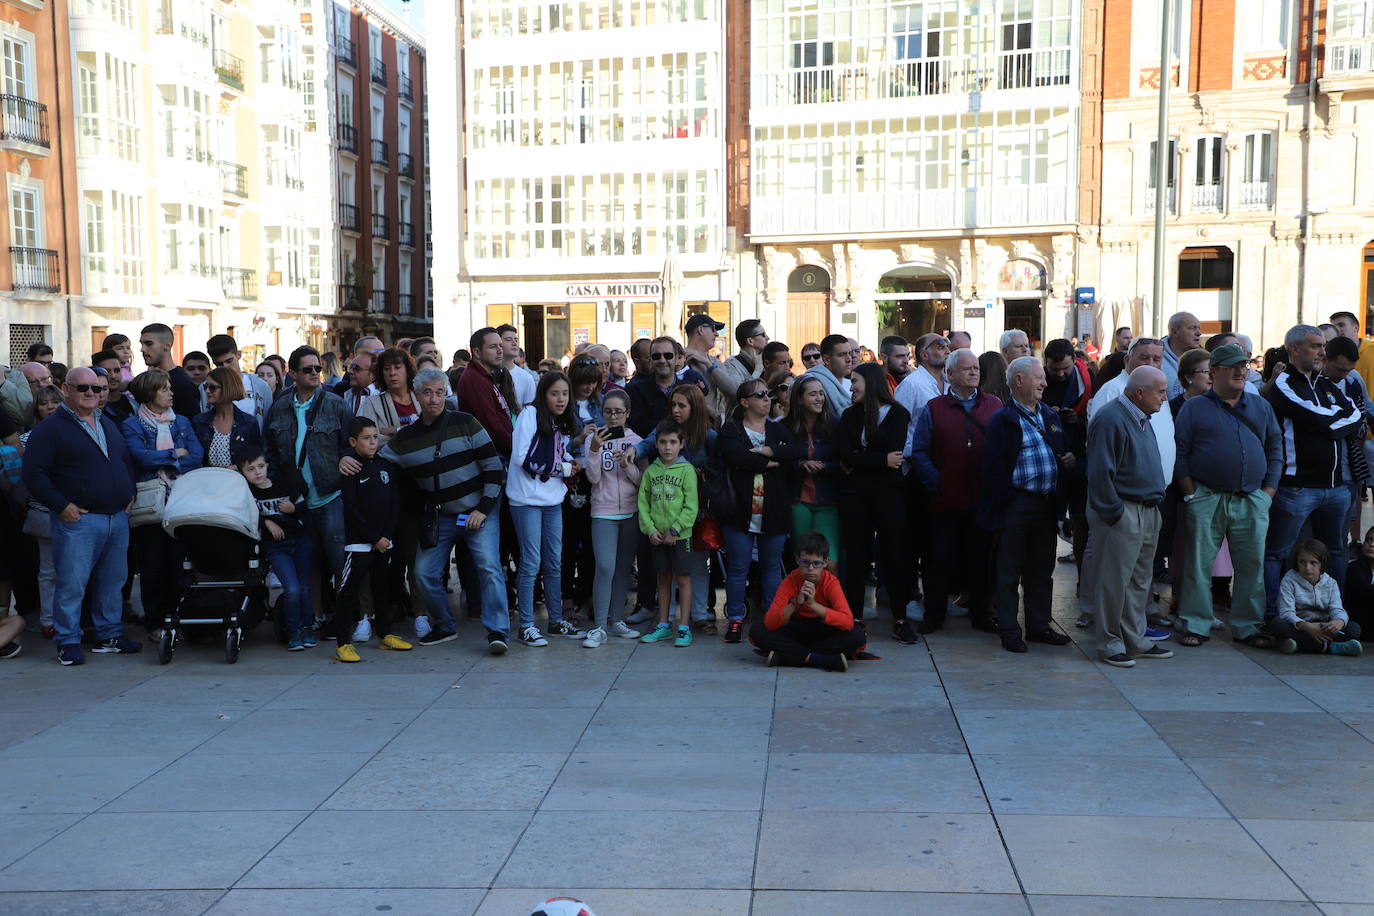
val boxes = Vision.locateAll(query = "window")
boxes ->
[1243,0,1289,49]
[2,36,32,99]
[997,0,1073,89]
[78,62,100,155]
[1330,1,1374,39]
[10,184,40,249]
[1241,131,1274,207]
[107,55,140,162]
[1148,138,1177,189]
[1178,246,1234,291]
[83,192,105,289]
[1193,134,1223,210]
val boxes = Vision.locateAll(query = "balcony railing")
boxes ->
[398,292,417,316]
[335,37,357,67]
[398,152,415,178]
[400,74,413,100]
[1145,185,1178,214]
[0,96,49,148]
[371,213,391,240]
[370,138,389,166]
[1326,37,1374,75]
[1240,180,1273,209]
[399,222,416,247]
[10,247,59,293]
[214,49,245,91]
[1192,181,1223,212]
[339,283,363,311]
[219,160,247,198]
[754,49,1071,107]
[340,203,360,232]
[749,185,1070,236]
[371,60,387,86]
[338,123,358,153]
[370,288,392,313]
[221,267,257,301]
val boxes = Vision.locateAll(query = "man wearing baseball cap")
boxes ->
[1173,343,1283,647]
[682,312,725,389]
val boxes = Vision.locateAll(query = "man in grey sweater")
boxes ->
[1085,366,1174,667]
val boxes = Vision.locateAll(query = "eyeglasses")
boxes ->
[71,384,107,394]
[603,407,629,416]
[297,365,323,374]
[801,353,822,362]
[650,352,674,361]
[797,559,826,569]
[747,390,776,400]
[350,364,368,372]
[750,330,770,340]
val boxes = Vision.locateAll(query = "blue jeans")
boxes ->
[1265,485,1351,611]
[415,511,510,636]
[722,526,785,622]
[510,503,564,629]
[51,510,130,646]
[266,534,314,631]
[308,496,345,583]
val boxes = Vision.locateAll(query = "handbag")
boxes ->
[418,412,449,549]
[129,477,170,528]
[21,504,49,538]
[692,515,723,551]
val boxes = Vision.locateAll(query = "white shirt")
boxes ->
[895,366,947,455]
[1088,373,1176,483]
[510,364,538,407]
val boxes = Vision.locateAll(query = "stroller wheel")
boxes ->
[224,628,241,664]
[157,629,175,665]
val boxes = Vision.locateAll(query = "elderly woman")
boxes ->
[358,347,421,445]
[193,367,263,468]
[121,369,203,640]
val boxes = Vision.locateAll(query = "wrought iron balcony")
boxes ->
[335,37,357,68]
[399,222,416,247]
[338,123,358,153]
[371,60,387,86]
[219,160,247,199]
[370,288,392,313]
[371,213,391,240]
[370,138,389,166]
[221,267,257,301]
[339,203,360,232]
[399,74,413,100]
[398,293,417,316]
[0,96,49,149]
[10,247,59,293]
[398,152,414,178]
[339,283,363,311]
[214,49,244,91]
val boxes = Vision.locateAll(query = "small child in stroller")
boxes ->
[235,448,315,651]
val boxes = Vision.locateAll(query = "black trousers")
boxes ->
[993,490,1057,639]
[133,524,184,632]
[338,549,393,638]
[842,488,909,622]
[923,509,993,628]
[1268,618,1362,654]
[748,618,865,666]
[561,499,594,607]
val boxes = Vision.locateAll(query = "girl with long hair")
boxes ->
[783,375,840,561]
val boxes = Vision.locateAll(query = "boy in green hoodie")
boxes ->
[637,419,699,647]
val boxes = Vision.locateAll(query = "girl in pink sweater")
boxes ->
[582,389,645,647]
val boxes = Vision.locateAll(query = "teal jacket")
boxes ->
[637,457,698,537]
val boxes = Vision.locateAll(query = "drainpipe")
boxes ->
[1298,0,1319,327]
[50,0,75,362]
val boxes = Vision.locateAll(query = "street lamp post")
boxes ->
[1151,0,1173,338]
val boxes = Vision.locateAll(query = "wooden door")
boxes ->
[787,292,829,349]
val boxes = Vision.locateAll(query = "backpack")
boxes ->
[697,452,735,520]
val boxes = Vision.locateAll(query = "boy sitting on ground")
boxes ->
[749,531,864,671]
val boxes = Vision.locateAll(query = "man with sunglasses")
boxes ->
[341,352,378,415]
[23,367,139,666]
[626,336,681,437]
[709,319,768,419]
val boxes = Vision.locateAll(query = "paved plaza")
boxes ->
[1,567,1372,915]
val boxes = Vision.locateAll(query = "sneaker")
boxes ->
[1103,653,1136,668]
[286,630,305,652]
[418,629,459,646]
[0,641,21,660]
[1276,637,1299,654]
[335,643,361,663]
[1144,626,1172,641]
[41,625,56,641]
[1130,645,1174,660]
[674,625,693,648]
[609,621,640,640]
[766,650,780,668]
[352,618,373,643]
[1075,613,1092,629]
[1331,639,1364,657]
[723,620,743,643]
[57,644,84,666]
[624,606,655,625]
[378,634,413,650]
[548,619,584,639]
[892,619,920,645]
[487,631,508,655]
[518,626,548,647]
[640,623,675,643]
[414,615,433,639]
[91,636,142,655]
[809,652,848,672]
[1027,629,1072,646]
[582,627,606,648]
[301,629,318,648]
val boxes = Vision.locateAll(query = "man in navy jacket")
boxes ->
[22,367,139,665]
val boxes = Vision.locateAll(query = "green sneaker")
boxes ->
[640,624,674,643]
[673,626,693,648]
[1330,639,1363,657]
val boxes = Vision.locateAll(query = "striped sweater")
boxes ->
[380,409,505,516]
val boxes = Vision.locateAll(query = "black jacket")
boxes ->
[191,406,263,466]
[978,401,1070,530]
[716,418,796,535]
[168,366,202,423]
[1264,367,1363,487]
[625,375,673,438]
[835,403,910,493]
[340,454,400,546]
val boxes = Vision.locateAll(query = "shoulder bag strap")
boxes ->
[295,392,324,470]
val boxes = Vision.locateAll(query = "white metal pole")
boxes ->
[1151,0,1173,338]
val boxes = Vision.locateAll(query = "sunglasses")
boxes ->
[802,353,821,361]
[796,559,826,569]
[297,365,323,374]
[71,384,107,394]
[650,352,674,361]
[747,390,776,400]
[350,364,368,371]
[203,383,221,392]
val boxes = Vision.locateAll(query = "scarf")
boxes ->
[521,426,567,482]
[138,404,176,452]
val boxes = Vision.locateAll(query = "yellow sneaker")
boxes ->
[335,643,361,663]
[378,634,413,651]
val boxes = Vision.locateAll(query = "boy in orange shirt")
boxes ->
[749,532,864,671]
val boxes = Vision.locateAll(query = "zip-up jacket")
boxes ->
[264,388,349,498]
[452,359,514,457]
[340,454,400,546]
[21,407,135,515]
[637,456,698,537]
[584,427,643,517]
[120,412,203,482]
[1264,366,1363,487]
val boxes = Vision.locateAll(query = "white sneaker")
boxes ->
[624,606,654,625]
[609,620,640,640]
[519,626,548,647]
[352,618,372,643]
[414,615,432,639]
[582,627,606,648]
[266,571,282,590]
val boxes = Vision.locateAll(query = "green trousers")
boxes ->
[1179,486,1270,639]
[791,502,841,561]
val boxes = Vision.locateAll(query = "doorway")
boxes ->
[521,303,570,364]
[1002,299,1043,349]
[787,266,830,348]
[876,266,953,341]
[1363,241,1374,331]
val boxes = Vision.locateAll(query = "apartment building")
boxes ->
[1094,0,1374,346]
[429,0,732,362]
[0,0,80,367]
[327,0,428,351]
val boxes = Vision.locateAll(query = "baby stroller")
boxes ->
[158,467,270,664]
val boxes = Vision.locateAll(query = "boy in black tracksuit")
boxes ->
[335,416,408,661]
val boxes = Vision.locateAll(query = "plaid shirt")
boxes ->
[1010,401,1057,494]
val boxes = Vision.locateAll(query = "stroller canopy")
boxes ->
[162,467,261,541]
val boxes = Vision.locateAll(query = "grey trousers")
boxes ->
[1088,502,1160,658]
[591,517,640,630]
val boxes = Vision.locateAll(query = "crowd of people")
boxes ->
[1,309,1372,671]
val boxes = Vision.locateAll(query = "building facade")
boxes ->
[1094,0,1374,347]
[0,0,81,368]
[326,0,429,350]
[430,0,733,362]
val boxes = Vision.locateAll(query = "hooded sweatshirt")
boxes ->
[637,456,698,537]
[584,426,643,517]
[507,407,573,507]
